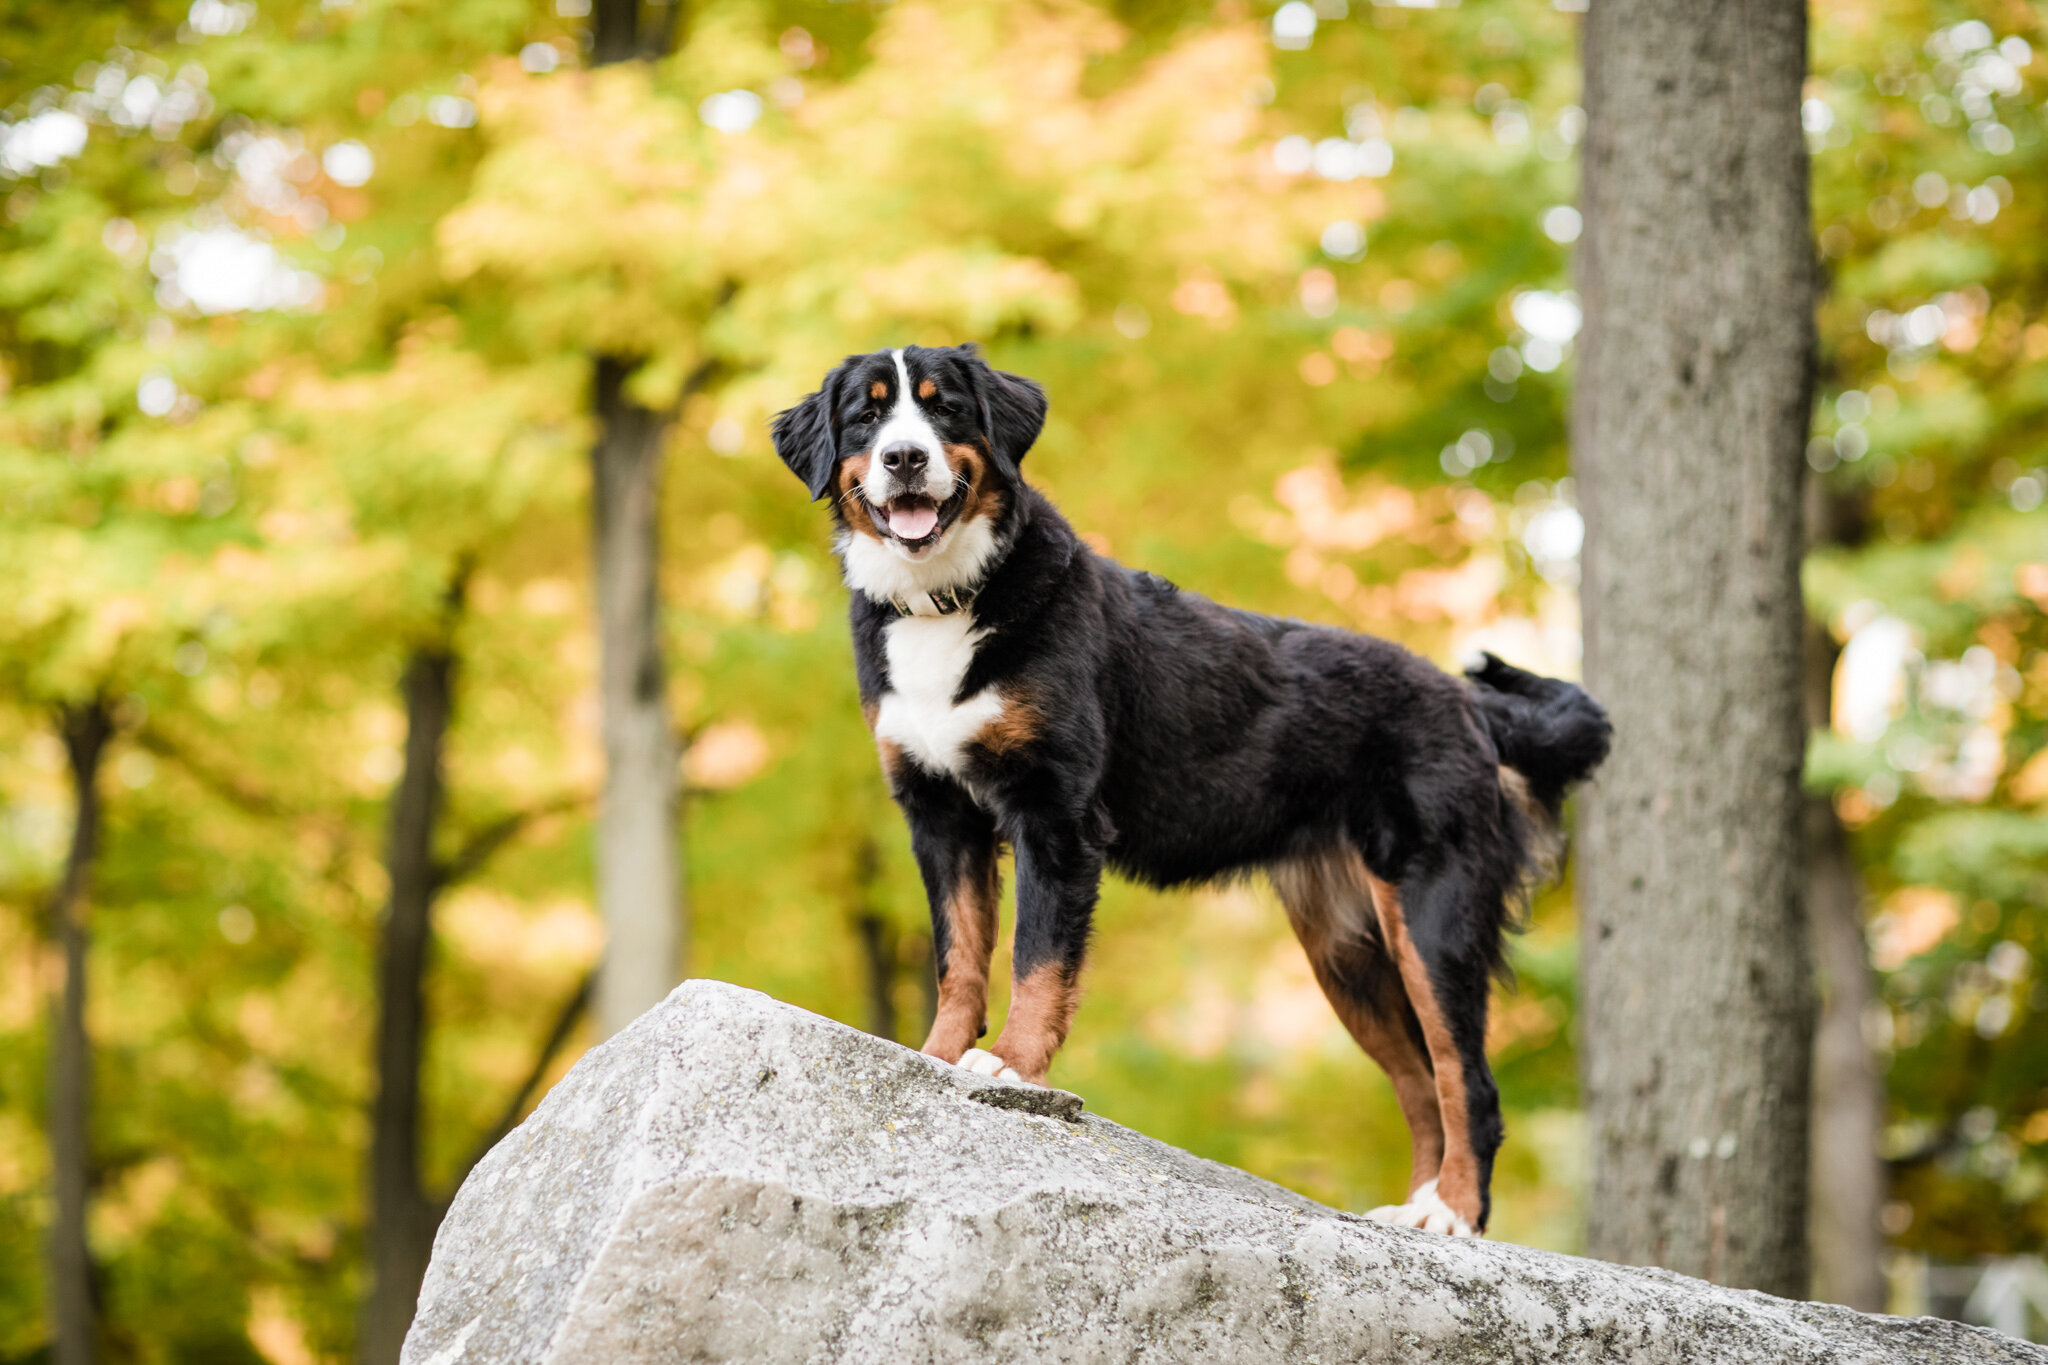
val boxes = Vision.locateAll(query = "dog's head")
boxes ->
[772,344,1046,564]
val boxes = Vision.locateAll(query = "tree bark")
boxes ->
[1574,0,1818,1297]
[591,0,642,64]
[361,644,456,1365]
[854,916,898,1042]
[1803,486,1886,1312]
[590,356,683,1040]
[586,0,686,1041]
[851,838,898,1041]
[912,933,938,1043]
[360,613,596,1360]
[1807,792,1886,1309]
[47,701,110,1365]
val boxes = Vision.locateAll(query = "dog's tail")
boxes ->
[1465,652,1612,874]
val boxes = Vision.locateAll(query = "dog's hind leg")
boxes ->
[1272,853,1445,1200]
[1363,867,1503,1236]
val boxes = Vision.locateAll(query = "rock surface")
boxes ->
[405,981,2039,1364]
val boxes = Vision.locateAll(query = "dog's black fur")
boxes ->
[774,344,1610,1233]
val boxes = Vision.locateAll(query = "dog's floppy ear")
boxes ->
[960,347,1047,485]
[771,365,845,501]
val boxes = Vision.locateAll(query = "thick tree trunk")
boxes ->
[590,356,683,1040]
[1574,0,1818,1297]
[586,0,685,1042]
[361,646,456,1365]
[47,702,110,1365]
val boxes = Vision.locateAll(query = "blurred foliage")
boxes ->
[1802,0,2048,1262]
[0,0,2041,1358]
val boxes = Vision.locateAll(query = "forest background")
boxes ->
[2,0,2046,1360]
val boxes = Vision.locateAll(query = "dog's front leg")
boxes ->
[902,776,1002,1065]
[968,817,1104,1086]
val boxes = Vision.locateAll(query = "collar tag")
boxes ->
[888,584,975,619]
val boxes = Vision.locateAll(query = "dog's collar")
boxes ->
[885,583,977,618]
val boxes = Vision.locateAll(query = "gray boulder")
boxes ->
[405,980,2037,1364]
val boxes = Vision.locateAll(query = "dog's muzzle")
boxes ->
[870,441,953,542]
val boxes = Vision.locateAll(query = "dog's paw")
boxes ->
[1364,1179,1477,1238]
[956,1047,1025,1083]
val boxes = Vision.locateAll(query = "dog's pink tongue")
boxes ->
[888,503,939,540]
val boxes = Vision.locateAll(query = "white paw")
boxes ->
[1364,1178,1477,1238]
[956,1047,1024,1083]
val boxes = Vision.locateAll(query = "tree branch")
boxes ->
[134,725,297,821]
[444,965,597,1202]
[432,793,590,892]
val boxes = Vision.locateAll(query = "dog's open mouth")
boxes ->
[873,490,965,550]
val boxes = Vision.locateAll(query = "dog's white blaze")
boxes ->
[862,348,956,508]
[875,612,1003,779]
[839,514,1001,605]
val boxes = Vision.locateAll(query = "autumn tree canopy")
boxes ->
[1,0,2044,1357]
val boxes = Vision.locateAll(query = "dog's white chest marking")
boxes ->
[875,612,1003,779]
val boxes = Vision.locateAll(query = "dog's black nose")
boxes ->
[879,442,927,473]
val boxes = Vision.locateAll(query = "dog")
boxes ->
[772,344,1610,1236]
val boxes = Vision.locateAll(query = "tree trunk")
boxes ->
[913,933,937,1043]
[1574,0,1818,1297]
[591,356,683,1040]
[586,0,685,1043]
[852,838,896,1041]
[1807,792,1886,1309]
[361,645,456,1365]
[47,701,110,1365]
[591,0,641,64]
[854,915,898,1042]
[1803,485,1887,1312]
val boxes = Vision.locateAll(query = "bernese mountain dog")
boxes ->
[773,343,1610,1236]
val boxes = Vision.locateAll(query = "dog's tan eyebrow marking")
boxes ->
[918,379,937,399]
[870,380,888,400]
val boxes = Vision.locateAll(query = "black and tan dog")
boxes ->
[773,344,1610,1236]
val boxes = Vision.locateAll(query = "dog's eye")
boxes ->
[928,400,955,417]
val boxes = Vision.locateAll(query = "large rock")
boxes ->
[405,981,2037,1364]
